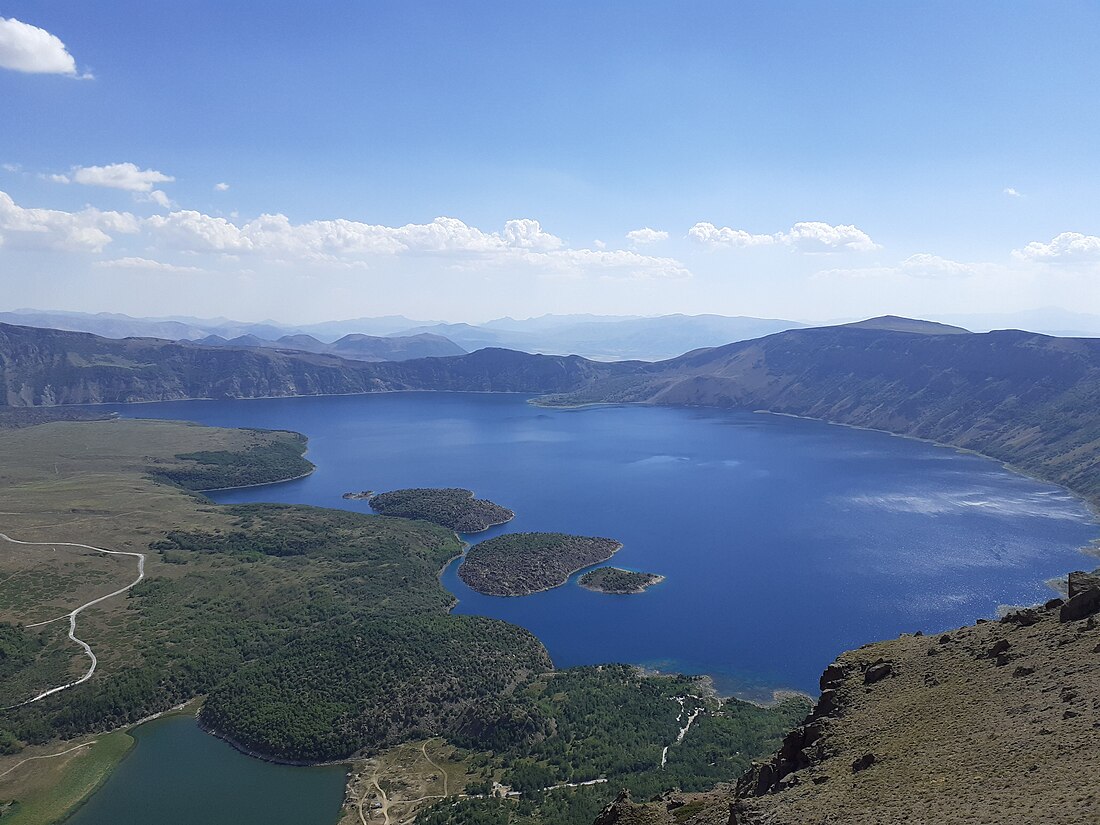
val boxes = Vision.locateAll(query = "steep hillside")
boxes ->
[0,322,626,406]
[549,324,1100,504]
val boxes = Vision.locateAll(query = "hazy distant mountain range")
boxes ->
[193,331,465,362]
[391,314,811,360]
[4,306,1100,362]
[931,307,1100,338]
[0,309,807,361]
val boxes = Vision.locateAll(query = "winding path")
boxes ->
[0,740,96,780]
[420,740,448,796]
[0,533,146,708]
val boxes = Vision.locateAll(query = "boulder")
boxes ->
[819,663,849,691]
[864,662,894,684]
[1001,608,1041,627]
[851,753,875,773]
[1059,587,1100,622]
[984,639,1011,659]
[1068,570,1100,599]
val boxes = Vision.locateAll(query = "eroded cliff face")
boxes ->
[0,322,626,406]
[593,568,1100,825]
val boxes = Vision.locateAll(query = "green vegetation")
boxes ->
[0,624,42,681]
[412,666,810,824]
[0,731,134,825]
[579,567,664,594]
[459,533,622,596]
[0,623,79,711]
[203,615,549,761]
[369,488,514,533]
[4,504,550,763]
[147,432,312,490]
[0,417,812,820]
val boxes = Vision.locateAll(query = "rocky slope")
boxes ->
[593,568,1100,825]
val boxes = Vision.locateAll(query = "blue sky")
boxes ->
[1,1,1098,323]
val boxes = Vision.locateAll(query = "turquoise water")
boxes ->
[118,392,1100,696]
[65,714,347,825]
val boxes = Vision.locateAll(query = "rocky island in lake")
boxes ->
[341,489,374,500]
[459,532,623,596]
[579,566,664,594]
[368,487,514,532]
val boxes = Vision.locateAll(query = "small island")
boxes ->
[367,487,514,532]
[342,490,374,500]
[579,567,665,594]
[459,532,623,596]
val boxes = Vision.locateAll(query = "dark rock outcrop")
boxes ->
[1060,586,1100,622]
[1068,569,1100,599]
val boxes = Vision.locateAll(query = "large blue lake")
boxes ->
[119,392,1099,696]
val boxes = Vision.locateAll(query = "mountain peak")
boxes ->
[842,316,970,335]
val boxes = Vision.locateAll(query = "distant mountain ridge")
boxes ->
[839,315,969,335]
[0,321,624,407]
[195,331,465,362]
[0,309,808,360]
[2,316,1099,506]
[390,313,809,360]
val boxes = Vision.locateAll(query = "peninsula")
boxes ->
[367,487,514,532]
[458,532,623,596]
[579,567,665,594]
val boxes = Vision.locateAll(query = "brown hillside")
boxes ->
[595,570,1100,825]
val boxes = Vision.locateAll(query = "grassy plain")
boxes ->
[0,420,304,820]
[0,731,133,825]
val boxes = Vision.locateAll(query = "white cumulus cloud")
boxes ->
[144,213,566,261]
[1003,187,1022,198]
[689,220,878,252]
[214,182,230,192]
[784,221,879,252]
[626,227,669,245]
[0,190,688,279]
[0,190,139,252]
[142,190,173,209]
[1012,232,1100,263]
[687,222,777,248]
[66,163,175,193]
[0,17,79,75]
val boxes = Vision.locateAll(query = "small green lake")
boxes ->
[66,714,347,825]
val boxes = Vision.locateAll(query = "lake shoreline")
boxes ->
[57,389,1100,518]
